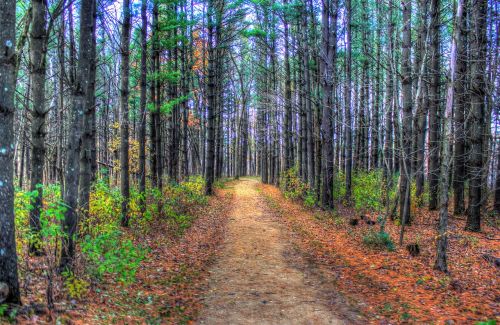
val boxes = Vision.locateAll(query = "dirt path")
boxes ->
[198,178,348,325]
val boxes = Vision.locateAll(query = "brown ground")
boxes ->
[198,178,361,325]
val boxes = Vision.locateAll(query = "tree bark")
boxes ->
[119,0,132,227]
[400,0,413,225]
[435,0,464,273]
[0,0,21,303]
[466,0,487,232]
[428,0,441,210]
[320,0,338,209]
[453,0,468,215]
[205,0,218,195]
[383,0,395,198]
[78,0,97,215]
[344,0,353,201]
[138,0,147,209]
[283,2,293,174]
[413,0,428,202]
[60,0,95,271]
[28,0,49,254]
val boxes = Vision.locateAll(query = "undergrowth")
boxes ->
[13,175,208,309]
[280,167,317,207]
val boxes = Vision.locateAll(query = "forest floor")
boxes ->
[12,178,498,324]
[15,183,233,324]
[258,182,499,324]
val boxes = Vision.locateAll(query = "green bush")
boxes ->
[83,180,122,238]
[13,176,208,292]
[352,170,385,212]
[303,191,317,208]
[334,170,399,213]
[280,167,309,201]
[81,229,145,284]
[363,229,395,251]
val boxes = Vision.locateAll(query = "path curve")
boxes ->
[198,178,345,325]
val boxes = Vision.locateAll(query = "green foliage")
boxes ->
[62,271,89,299]
[0,304,7,317]
[82,180,123,238]
[303,191,317,208]
[280,167,310,201]
[0,305,17,323]
[160,94,190,114]
[14,184,66,256]
[334,170,398,213]
[13,174,208,303]
[214,178,231,189]
[241,28,267,38]
[148,69,181,86]
[363,229,395,251]
[81,230,145,284]
[475,320,497,325]
[169,214,194,236]
[163,176,207,221]
[352,170,384,211]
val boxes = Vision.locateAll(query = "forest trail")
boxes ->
[198,178,346,325]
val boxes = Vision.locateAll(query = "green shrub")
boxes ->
[83,180,122,238]
[81,229,145,284]
[62,270,89,299]
[363,229,395,251]
[334,170,399,213]
[352,170,385,212]
[303,191,317,208]
[280,167,309,201]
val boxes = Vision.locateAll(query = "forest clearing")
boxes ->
[0,0,498,323]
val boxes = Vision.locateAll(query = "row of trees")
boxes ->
[230,0,498,271]
[0,0,498,304]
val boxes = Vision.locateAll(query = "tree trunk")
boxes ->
[344,0,353,201]
[119,0,131,227]
[428,0,441,210]
[138,0,147,208]
[28,0,49,254]
[320,0,338,209]
[466,0,487,232]
[283,4,293,173]
[205,0,217,195]
[413,0,428,202]
[0,0,21,302]
[400,0,413,225]
[383,0,395,199]
[78,0,97,215]
[495,144,500,212]
[371,0,382,170]
[453,0,468,215]
[435,0,464,273]
[60,0,95,271]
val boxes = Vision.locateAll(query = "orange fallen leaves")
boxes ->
[259,183,499,324]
